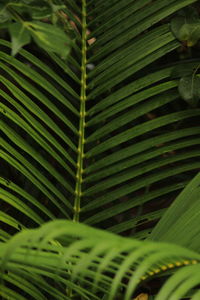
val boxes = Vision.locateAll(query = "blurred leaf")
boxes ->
[171,16,186,41]
[171,11,200,47]
[0,21,10,29]
[9,22,31,56]
[179,6,199,20]
[178,75,200,107]
[0,5,10,23]
[28,21,71,59]
[31,6,52,20]
[150,172,200,252]
[21,0,40,3]
[51,4,66,13]
[9,2,52,19]
[179,23,200,46]
[170,62,200,79]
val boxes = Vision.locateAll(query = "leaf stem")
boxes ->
[73,0,87,222]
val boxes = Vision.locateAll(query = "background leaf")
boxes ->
[0,4,10,23]
[28,21,71,58]
[150,172,200,252]
[171,8,200,46]
[179,23,200,46]
[178,75,200,106]
[9,22,31,55]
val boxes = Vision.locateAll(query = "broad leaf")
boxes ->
[150,172,200,252]
[7,1,52,19]
[171,8,200,47]
[178,75,200,107]
[27,21,71,58]
[8,22,31,56]
[179,23,200,46]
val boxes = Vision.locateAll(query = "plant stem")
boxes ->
[73,0,87,222]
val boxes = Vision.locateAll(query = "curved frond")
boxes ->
[1,220,200,300]
[150,172,200,251]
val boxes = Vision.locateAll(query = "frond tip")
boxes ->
[0,220,200,300]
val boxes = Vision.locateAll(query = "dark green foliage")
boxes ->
[0,0,200,299]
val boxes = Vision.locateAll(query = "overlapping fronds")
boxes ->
[1,220,200,300]
[0,0,200,298]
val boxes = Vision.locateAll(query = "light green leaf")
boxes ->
[27,21,71,59]
[150,172,200,252]
[8,22,31,56]
[171,13,200,46]
[171,16,186,40]
[51,4,66,13]
[178,75,200,106]
[179,23,200,46]
[0,4,10,23]
[1,220,200,300]
[8,1,52,19]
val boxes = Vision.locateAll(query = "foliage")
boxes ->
[171,6,200,47]
[1,220,200,300]
[0,0,71,56]
[0,0,200,299]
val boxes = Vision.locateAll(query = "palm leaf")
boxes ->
[1,0,200,298]
[1,0,199,233]
[1,220,200,300]
[150,172,200,251]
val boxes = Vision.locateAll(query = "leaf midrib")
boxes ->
[73,0,87,222]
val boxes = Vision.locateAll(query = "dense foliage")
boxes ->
[0,0,200,299]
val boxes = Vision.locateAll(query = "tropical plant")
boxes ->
[1,0,200,299]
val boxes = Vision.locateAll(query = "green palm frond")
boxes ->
[1,0,200,234]
[150,171,200,252]
[1,220,200,300]
[1,0,200,298]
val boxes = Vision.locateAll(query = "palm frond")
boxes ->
[0,0,199,234]
[150,172,200,251]
[1,220,200,300]
[1,1,200,298]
